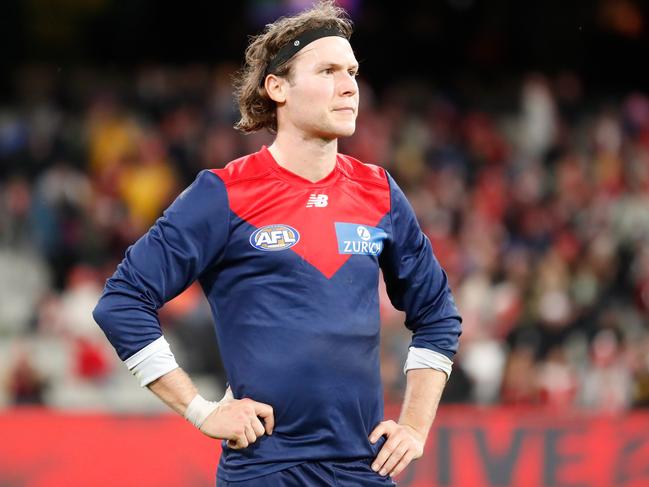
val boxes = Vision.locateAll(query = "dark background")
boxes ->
[2,0,647,98]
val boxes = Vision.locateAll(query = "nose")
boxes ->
[338,72,358,97]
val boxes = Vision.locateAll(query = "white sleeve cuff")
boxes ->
[403,346,453,381]
[124,336,179,387]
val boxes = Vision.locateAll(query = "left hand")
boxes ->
[369,420,425,478]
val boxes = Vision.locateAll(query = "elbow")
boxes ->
[92,295,112,336]
[92,293,126,354]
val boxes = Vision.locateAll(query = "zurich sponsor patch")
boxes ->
[335,222,387,256]
[250,224,300,251]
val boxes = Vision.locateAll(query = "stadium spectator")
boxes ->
[1,33,649,420]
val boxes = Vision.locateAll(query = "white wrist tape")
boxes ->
[184,394,220,429]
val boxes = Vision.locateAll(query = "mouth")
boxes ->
[333,107,356,114]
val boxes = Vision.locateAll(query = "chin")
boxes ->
[312,120,356,140]
[334,122,356,138]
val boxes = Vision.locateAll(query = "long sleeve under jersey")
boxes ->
[93,146,462,482]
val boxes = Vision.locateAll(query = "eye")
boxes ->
[322,67,334,74]
[349,69,359,77]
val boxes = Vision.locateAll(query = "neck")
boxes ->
[268,131,338,183]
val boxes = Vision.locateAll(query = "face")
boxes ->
[271,36,360,140]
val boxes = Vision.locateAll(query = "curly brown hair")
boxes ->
[233,1,353,134]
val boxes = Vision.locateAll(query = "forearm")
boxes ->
[369,368,447,477]
[398,368,446,442]
[147,367,198,416]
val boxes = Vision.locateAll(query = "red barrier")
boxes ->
[1,406,648,487]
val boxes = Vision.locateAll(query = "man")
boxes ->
[93,1,462,485]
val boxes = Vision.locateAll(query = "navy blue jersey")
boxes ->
[93,146,462,481]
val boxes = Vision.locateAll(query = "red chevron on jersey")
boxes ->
[212,146,390,279]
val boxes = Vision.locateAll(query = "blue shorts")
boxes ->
[217,459,397,486]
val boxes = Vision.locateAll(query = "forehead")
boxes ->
[292,36,357,68]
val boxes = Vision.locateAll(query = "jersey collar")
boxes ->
[258,145,342,187]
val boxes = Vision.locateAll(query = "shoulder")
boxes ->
[336,153,389,189]
[209,151,271,186]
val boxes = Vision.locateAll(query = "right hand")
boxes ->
[199,388,275,449]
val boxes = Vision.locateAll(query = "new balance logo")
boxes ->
[306,194,328,208]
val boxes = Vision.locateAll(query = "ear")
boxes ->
[264,74,287,104]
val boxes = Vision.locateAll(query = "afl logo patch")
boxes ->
[250,224,300,252]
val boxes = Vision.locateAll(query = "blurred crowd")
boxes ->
[1,64,649,413]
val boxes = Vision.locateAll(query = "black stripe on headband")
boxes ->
[265,26,346,77]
